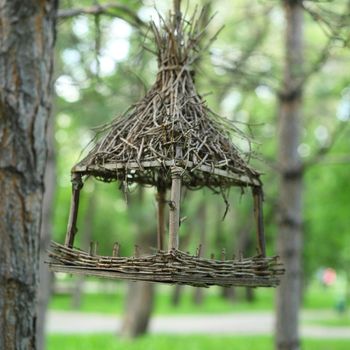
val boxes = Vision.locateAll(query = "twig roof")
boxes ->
[73,9,261,190]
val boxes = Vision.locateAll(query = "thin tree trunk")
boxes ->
[0,2,58,349]
[245,287,255,302]
[120,281,155,338]
[221,286,236,301]
[215,201,234,300]
[171,212,193,306]
[193,287,204,305]
[71,275,84,310]
[37,116,56,350]
[120,187,156,338]
[239,222,255,303]
[193,201,206,305]
[172,284,183,306]
[276,1,304,350]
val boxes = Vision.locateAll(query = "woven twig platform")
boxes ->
[48,241,284,288]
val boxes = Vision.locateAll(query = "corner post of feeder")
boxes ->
[65,172,83,248]
[173,0,182,46]
[252,186,266,257]
[168,145,183,251]
[156,185,166,251]
[173,0,182,26]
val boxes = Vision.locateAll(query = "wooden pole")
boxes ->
[168,166,182,251]
[112,242,120,257]
[156,187,166,251]
[65,173,83,248]
[173,0,181,24]
[252,186,266,257]
[173,0,182,46]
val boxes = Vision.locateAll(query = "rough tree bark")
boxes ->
[0,1,58,349]
[276,1,304,350]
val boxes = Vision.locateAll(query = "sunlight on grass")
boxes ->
[50,278,344,315]
[50,285,275,314]
[48,335,350,350]
[307,314,350,327]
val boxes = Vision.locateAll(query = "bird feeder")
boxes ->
[49,8,284,288]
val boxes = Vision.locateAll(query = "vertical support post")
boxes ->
[112,242,120,257]
[221,248,226,261]
[252,186,266,257]
[173,0,182,30]
[156,186,166,251]
[174,0,181,14]
[134,245,140,258]
[173,0,182,51]
[65,173,83,248]
[89,241,94,256]
[168,166,182,251]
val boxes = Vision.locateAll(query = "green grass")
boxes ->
[50,287,276,314]
[48,335,350,350]
[308,315,350,327]
[303,286,342,310]
[50,280,344,315]
[51,292,123,314]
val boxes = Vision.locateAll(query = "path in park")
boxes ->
[48,310,350,338]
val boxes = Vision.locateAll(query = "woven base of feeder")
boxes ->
[48,241,284,288]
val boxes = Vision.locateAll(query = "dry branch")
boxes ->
[57,3,146,28]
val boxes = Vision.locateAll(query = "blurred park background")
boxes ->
[40,0,350,349]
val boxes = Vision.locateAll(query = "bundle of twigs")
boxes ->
[48,242,284,287]
[75,8,260,189]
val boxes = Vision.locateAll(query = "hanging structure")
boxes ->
[49,6,284,288]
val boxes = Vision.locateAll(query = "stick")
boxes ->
[156,187,166,250]
[252,186,266,257]
[65,174,83,248]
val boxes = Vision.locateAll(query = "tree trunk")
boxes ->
[217,205,236,301]
[37,116,56,350]
[245,287,255,302]
[120,187,156,338]
[193,201,206,305]
[0,1,58,349]
[120,281,155,338]
[221,286,236,301]
[171,214,193,307]
[172,284,183,306]
[276,1,304,350]
[237,221,255,303]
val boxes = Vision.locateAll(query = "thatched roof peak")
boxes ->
[73,8,261,189]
